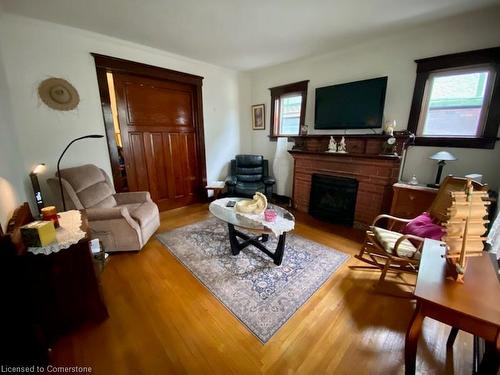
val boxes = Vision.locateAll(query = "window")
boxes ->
[269,80,308,138]
[418,68,493,137]
[408,47,500,149]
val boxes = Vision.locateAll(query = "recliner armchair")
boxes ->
[225,155,275,199]
[47,164,160,252]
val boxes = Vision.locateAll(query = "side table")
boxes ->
[1,206,108,365]
[390,183,437,219]
[405,239,500,374]
[205,182,226,200]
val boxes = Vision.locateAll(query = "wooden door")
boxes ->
[113,72,202,211]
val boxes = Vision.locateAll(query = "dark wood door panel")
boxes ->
[169,133,187,199]
[185,133,199,197]
[127,132,150,192]
[121,78,194,127]
[144,132,169,203]
[121,126,195,133]
[93,54,207,204]
[113,70,203,211]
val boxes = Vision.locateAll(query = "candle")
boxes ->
[264,209,277,222]
[41,206,60,228]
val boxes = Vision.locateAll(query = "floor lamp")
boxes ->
[398,132,415,182]
[57,135,104,211]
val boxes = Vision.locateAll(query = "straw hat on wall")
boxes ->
[38,77,80,111]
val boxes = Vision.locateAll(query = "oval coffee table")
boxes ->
[209,198,295,266]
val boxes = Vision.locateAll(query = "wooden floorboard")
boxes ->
[51,203,473,374]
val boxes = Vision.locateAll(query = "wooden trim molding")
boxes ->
[269,80,309,140]
[91,53,207,193]
[92,53,203,86]
[94,66,123,190]
[407,47,500,149]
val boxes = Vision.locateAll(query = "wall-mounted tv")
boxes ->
[314,76,388,130]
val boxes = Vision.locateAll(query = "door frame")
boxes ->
[92,53,207,198]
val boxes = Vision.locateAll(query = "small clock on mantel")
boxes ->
[381,136,397,155]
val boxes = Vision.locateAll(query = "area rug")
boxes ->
[156,218,349,343]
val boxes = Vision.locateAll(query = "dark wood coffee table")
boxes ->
[209,198,295,266]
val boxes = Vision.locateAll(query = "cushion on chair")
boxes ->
[235,181,265,197]
[235,155,264,183]
[59,164,117,208]
[78,182,117,208]
[128,201,159,229]
[371,226,420,259]
[403,212,444,242]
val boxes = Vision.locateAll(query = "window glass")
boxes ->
[279,94,302,135]
[420,70,491,137]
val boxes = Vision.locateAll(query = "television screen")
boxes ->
[314,76,387,129]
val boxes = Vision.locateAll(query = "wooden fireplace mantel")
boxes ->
[289,132,408,155]
[289,135,404,227]
[289,149,400,161]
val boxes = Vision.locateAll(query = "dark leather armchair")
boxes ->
[225,155,275,199]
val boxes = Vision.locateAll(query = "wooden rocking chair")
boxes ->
[355,176,487,287]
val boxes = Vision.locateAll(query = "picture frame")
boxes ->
[252,104,265,130]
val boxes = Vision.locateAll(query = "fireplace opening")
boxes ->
[309,174,358,226]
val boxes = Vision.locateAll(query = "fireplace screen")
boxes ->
[309,174,358,226]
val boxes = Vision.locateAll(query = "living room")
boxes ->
[0,0,499,374]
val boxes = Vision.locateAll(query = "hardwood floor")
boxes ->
[51,203,473,374]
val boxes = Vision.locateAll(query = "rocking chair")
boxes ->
[355,176,487,287]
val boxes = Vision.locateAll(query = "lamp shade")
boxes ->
[32,163,47,174]
[429,151,457,161]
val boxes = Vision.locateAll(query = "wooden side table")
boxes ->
[390,183,437,219]
[26,227,109,344]
[205,182,226,200]
[1,207,108,364]
[405,239,500,374]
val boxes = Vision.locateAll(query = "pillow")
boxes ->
[403,212,444,242]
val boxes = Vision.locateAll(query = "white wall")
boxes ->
[0,8,27,230]
[248,6,500,192]
[0,14,250,206]
[0,44,27,230]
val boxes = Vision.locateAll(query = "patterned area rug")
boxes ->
[156,217,349,343]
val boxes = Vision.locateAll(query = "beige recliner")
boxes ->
[47,164,160,252]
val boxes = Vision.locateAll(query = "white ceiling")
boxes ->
[1,0,498,71]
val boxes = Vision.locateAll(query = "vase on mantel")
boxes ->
[273,137,291,196]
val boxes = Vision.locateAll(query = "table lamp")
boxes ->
[57,134,104,211]
[30,163,47,216]
[427,151,456,188]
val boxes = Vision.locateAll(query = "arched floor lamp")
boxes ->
[57,135,104,211]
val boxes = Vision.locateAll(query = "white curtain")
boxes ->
[273,137,291,196]
[486,210,500,259]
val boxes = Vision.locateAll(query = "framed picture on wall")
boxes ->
[252,104,265,130]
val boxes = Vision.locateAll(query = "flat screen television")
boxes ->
[314,76,388,130]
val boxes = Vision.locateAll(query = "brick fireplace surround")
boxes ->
[288,135,404,228]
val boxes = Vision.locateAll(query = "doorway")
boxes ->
[93,54,207,211]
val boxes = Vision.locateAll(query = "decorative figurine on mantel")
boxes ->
[300,124,309,135]
[326,136,337,153]
[380,120,398,155]
[338,136,347,153]
[384,120,396,136]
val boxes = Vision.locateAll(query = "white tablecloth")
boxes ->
[28,210,86,255]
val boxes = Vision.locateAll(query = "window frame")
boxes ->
[269,80,309,140]
[407,47,500,149]
[417,66,495,138]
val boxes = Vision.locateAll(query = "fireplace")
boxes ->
[309,174,358,226]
